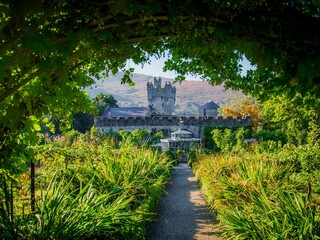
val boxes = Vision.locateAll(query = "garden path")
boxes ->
[147,163,221,240]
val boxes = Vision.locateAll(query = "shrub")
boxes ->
[212,127,250,153]
[253,129,287,144]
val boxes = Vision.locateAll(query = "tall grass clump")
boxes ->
[1,131,173,239]
[194,145,320,239]
[28,176,140,239]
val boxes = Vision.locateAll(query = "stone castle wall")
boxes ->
[95,116,252,138]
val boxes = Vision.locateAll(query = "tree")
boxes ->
[1,0,320,175]
[220,96,262,131]
[72,112,94,133]
[262,93,320,145]
[92,93,118,115]
[72,93,117,132]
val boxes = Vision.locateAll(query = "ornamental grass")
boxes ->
[194,145,320,239]
[0,134,173,239]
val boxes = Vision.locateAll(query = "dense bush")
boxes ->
[211,127,251,153]
[203,126,252,151]
[253,129,287,145]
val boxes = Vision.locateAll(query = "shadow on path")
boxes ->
[147,163,221,240]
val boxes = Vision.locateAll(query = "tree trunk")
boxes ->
[30,160,35,213]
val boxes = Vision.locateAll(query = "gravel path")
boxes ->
[147,163,222,240]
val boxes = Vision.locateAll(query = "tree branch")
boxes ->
[92,15,169,31]
[0,68,44,103]
[88,14,113,28]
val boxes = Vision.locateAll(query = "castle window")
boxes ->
[162,103,164,107]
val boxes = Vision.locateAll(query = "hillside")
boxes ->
[86,73,244,115]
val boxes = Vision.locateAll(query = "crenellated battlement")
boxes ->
[147,79,176,100]
[95,115,251,127]
[95,115,251,137]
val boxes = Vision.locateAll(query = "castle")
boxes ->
[147,77,176,115]
[95,77,251,139]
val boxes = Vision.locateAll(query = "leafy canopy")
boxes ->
[1,0,320,173]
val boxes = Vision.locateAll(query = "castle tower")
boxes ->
[147,77,176,115]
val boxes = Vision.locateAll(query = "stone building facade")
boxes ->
[147,77,176,115]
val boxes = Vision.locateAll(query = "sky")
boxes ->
[128,56,254,80]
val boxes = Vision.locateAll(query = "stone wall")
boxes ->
[94,116,252,138]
